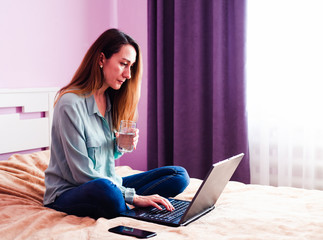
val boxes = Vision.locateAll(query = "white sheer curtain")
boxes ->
[246,0,323,190]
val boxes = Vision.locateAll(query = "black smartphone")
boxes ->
[108,225,157,238]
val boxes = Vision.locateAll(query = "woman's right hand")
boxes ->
[132,194,174,212]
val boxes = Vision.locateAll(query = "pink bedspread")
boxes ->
[0,151,323,240]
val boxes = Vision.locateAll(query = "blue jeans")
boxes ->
[45,166,190,219]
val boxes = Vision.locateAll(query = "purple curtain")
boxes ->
[148,0,250,183]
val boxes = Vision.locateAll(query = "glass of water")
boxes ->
[117,120,137,153]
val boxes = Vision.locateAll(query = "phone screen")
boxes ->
[109,225,157,238]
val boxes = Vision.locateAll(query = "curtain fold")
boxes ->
[148,0,250,183]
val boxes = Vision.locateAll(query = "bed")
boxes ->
[1,89,323,240]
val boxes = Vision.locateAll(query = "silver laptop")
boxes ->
[120,153,244,227]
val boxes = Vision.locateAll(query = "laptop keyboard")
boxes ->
[138,199,190,222]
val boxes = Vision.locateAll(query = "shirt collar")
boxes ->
[85,92,111,116]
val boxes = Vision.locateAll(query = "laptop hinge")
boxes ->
[180,205,215,226]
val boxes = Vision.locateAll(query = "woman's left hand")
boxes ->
[115,128,139,150]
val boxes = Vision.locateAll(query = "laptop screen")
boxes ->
[181,154,243,224]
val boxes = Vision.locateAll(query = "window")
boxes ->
[246,0,323,189]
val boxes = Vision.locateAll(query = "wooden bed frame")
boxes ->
[0,88,58,158]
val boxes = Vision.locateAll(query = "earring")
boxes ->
[100,65,103,69]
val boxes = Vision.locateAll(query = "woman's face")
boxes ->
[101,44,137,90]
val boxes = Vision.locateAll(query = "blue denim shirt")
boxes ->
[43,92,135,205]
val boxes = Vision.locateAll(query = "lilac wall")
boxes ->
[116,1,148,170]
[0,0,148,170]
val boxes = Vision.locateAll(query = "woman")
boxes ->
[44,29,190,219]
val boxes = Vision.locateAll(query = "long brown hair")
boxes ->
[55,29,142,130]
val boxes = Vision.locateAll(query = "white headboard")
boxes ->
[0,88,58,157]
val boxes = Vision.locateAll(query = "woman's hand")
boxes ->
[132,194,174,212]
[115,128,139,150]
